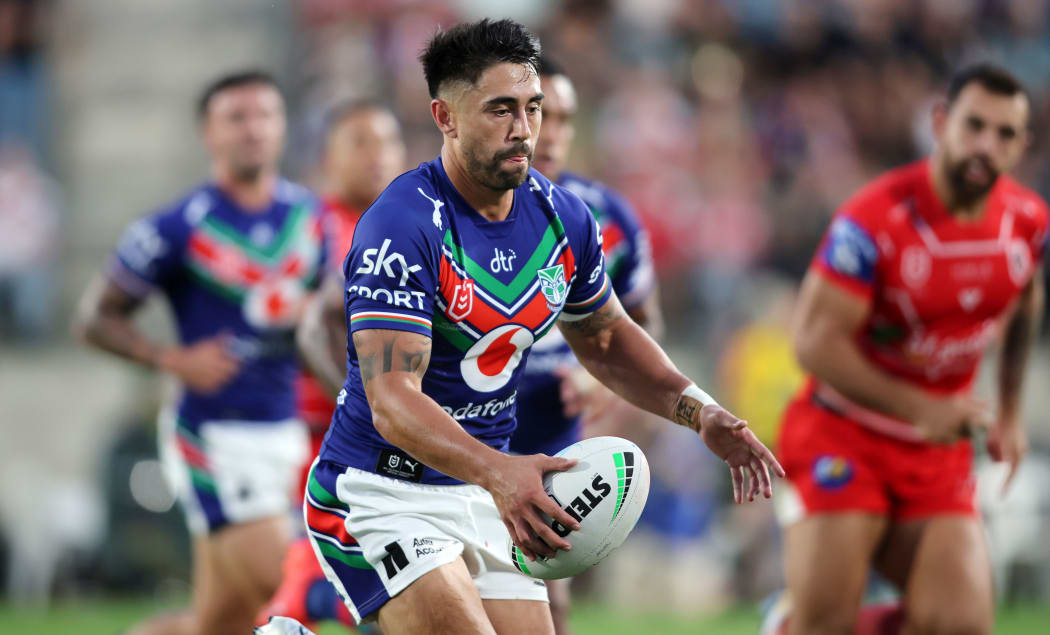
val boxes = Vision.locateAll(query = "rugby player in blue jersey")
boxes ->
[74,71,326,634]
[302,19,783,635]
[509,55,663,635]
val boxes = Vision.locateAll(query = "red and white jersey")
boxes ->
[811,160,1047,395]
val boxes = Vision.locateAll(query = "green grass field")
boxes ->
[1,599,1049,634]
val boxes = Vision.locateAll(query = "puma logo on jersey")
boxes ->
[418,187,444,230]
[357,238,422,286]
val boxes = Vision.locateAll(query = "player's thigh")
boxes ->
[377,558,496,635]
[900,516,992,635]
[784,513,888,635]
[211,516,292,609]
[484,598,555,635]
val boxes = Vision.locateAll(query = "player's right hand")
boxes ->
[913,394,992,443]
[159,334,241,394]
[485,453,581,561]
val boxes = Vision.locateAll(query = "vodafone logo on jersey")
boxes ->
[243,277,305,328]
[461,324,535,392]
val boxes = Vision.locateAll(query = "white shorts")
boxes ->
[304,459,549,623]
[159,409,309,535]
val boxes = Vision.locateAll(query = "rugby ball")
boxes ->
[510,436,650,579]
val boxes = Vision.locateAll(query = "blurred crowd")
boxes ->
[5,0,1050,617]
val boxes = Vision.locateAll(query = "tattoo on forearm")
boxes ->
[559,301,626,337]
[674,396,701,431]
[353,330,432,387]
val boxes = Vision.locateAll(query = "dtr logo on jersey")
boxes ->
[357,239,422,286]
[461,324,535,392]
[537,264,568,310]
[448,279,474,322]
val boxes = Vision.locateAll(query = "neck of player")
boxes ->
[213,163,278,213]
[441,144,515,222]
[929,154,990,220]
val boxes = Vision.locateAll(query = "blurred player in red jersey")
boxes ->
[774,64,1047,635]
[256,101,405,631]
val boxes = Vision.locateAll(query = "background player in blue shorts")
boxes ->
[73,71,326,635]
[510,55,664,635]
[303,19,782,635]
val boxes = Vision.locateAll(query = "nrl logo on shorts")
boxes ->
[537,264,567,310]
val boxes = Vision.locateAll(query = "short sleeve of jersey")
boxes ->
[558,189,613,320]
[811,213,880,299]
[343,204,439,338]
[603,188,655,309]
[107,207,189,297]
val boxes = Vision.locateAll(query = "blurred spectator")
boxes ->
[0,144,60,341]
[0,0,50,161]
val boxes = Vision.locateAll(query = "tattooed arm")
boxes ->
[557,295,690,424]
[559,295,783,501]
[73,274,240,393]
[352,327,581,557]
[351,328,492,480]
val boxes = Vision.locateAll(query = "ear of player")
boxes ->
[510,436,651,579]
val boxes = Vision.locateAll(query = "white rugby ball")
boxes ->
[510,436,650,579]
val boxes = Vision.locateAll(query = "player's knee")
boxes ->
[905,606,990,635]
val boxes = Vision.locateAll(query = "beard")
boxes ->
[945,152,1000,207]
[462,139,533,191]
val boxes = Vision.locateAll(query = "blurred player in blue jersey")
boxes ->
[303,19,782,635]
[510,56,663,635]
[73,71,327,635]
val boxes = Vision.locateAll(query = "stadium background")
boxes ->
[2,0,1050,632]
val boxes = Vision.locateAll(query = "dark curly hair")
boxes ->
[419,18,541,99]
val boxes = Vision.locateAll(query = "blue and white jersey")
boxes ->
[319,157,612,484]
[108,180,326,430]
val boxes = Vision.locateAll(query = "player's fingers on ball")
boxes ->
[509,519,536,560]
[536,492,580,531]
[503,519,522,548]
[523,510,564,555]
[544,456,578,473]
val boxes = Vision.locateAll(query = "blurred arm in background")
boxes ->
[792,272,989,443]
[989,268,1045,492]
[71,275,238,393]
[295,274,346,397]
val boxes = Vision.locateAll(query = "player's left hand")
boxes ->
[986,420,1028,496]
[695,405,786,504]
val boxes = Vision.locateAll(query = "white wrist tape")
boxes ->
[682,383,719,408]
